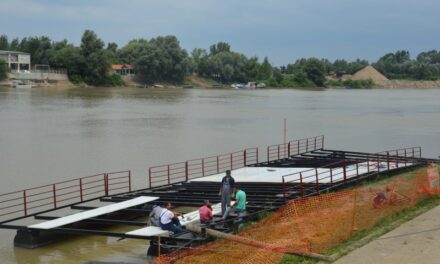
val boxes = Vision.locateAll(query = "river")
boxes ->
[0,87,439,263]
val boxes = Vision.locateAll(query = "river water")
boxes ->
[0,87,439,263]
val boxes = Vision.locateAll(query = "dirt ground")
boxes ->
[334,204,440,264]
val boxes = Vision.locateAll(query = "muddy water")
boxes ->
[0,87,439,263]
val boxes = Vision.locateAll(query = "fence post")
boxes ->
[267,147,270,162]
[244,150,247,167]
[330,167,333,186]
[300,172,304,197]
[387,152,390,172]
[282,177,286,201]
[306,139,309,152]
[343,160,347,183]
[202,159,205,177]
[167,165,170,185]
[288,142,291,157]
[128,170,132,192]
[104,174,109,196]
[216,156,219,174]
[315,168,319,192]
[79,178,83,202]
[149,168,152,188]
[230,153,233,170]
[297,140,300,155]
[367,159,370,174]
[185,162,189,181]
[321,135,325,149]
[404,149,407,167]
[356,163,359,176]
[53,184,57,208]
[278,145,280,160]
[395,150,399,168]
[314,137,317,150]
[256,148,259,163]
[419,147,422,158]
[23,190,27,217]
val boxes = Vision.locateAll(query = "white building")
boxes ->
[0,50,31,71]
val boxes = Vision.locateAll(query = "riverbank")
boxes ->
[377,79,440,89]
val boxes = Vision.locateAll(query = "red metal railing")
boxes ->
[149,148,259,188]
[0,170,131,222]
[281,147,422,200]
[267,135,324,162]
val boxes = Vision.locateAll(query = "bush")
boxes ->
[106,73,125,86]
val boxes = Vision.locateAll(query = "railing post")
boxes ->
[104,174,109,196]
[412,148,415,159]
[167,165,170,185]
[256,148,259,163]
[282,177,286,201]
[367,159,370,174]
[185,162,189,181]
[387,152,390,172]
[288,142,291,157]
[343,160,347,183]
[315,168,319,192]
[419,147,422,158]
[230,153,233,170]
[300,172,304,197]
[306,139,309,152]
[314,137,317,150]
[404,149,407,167]
[52,184,57,208]
[79,178,83,202]
[244,150,247,167]
[330,167,333,186]
[216,156,219,174]
[128,170,132,192]
[278,145,280,160]
[395,150,398,168]
[149,168,152,188]
[23,190,27,217]
[297,140,300,155]
[267,147,270,162]
[202,159,205,177]
[321,135,325,149]
[356,162,359,176]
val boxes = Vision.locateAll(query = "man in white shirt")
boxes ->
[159,202,183,234]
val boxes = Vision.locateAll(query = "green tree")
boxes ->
[257,57,273,80]
[80,30,104,57]
[0,35,8,50]
[209,42,231,56]
[0,59,8,80]
[303,58,326,86]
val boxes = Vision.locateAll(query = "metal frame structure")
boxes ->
[0,135,436,251]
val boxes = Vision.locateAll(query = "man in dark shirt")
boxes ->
[219,170,235,215]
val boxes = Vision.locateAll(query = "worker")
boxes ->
[199,200,213,225]
[159,202,183,234]
[373,186,397,208]
[148,204,162,226]
[219,170,235,216]
[222,185,246,221]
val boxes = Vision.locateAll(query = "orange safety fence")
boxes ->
[155,164,439,264]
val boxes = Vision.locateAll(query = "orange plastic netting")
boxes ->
[155,164,439,264]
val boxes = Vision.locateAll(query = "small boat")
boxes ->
[11,80,34,89]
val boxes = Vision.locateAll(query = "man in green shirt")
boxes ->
[222,185,246,220]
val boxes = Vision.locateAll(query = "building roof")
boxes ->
[0,50,30,55]
[112,64,133,70]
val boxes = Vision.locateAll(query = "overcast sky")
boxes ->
[0,0,438,65]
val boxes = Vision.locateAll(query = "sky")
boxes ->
[0,0,439,66]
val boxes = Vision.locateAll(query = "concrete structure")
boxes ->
[0,50,31,71]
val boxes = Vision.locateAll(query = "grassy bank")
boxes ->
[279,166,440,264]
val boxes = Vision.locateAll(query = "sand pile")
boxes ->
[351,65,388,81]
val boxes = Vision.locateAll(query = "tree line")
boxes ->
[1,30,439,86]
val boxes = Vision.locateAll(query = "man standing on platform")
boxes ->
[219,170,235,216]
